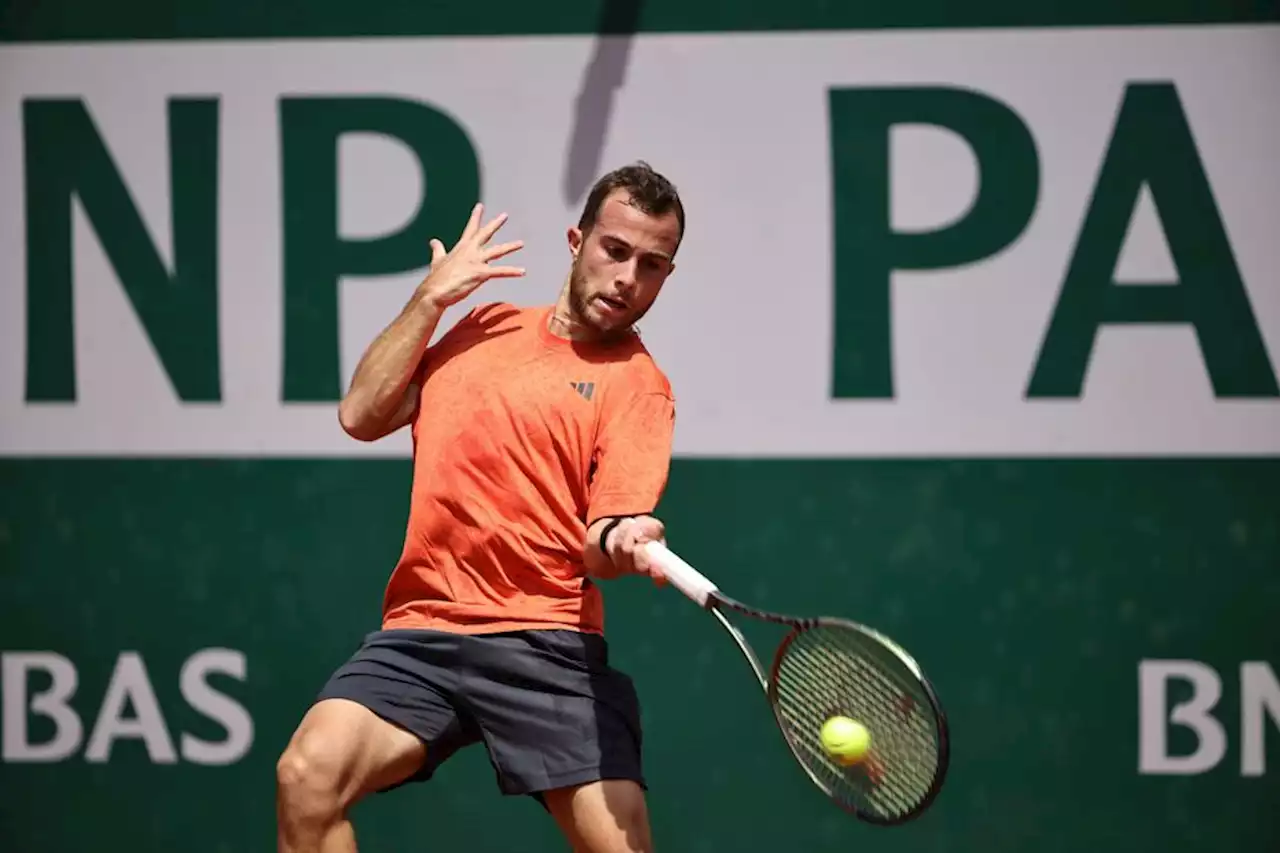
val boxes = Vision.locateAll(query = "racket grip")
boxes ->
[641,541,719,608]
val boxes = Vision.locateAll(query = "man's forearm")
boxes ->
[338,292,444,440]
[584,516,626,579]
[583,514,664,580]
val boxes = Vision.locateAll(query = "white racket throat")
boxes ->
[642,541,719,607]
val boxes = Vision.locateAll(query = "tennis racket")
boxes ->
[641,540,949,826]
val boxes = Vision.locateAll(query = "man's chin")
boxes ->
[583,303,633,337]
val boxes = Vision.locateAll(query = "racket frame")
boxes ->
[643,541,951,826]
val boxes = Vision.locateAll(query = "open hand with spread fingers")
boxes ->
[417,203,526,308]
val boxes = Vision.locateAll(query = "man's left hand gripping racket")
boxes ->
[642,540,950,826]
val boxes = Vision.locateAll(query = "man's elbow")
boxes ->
[338,399,381,442]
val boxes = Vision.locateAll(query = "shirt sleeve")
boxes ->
[587,389,676,525]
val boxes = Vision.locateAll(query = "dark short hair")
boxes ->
[578,161,685,249]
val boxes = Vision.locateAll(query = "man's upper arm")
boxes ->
[587,387,676,526]
[398,305,485,438]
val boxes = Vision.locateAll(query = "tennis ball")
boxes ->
[820,716,870,765]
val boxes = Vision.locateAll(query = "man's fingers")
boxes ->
[635,545,666,578]
[634,518,666,543]
[460,202,484,241]
[629,539,653,576]
[485,239,525,262]
[429,238,446,264]
[485,266,527,279]
[623,520,666,577]
[603,517,671,581]
[637,552,668,586]
[476,210,510,245]
[634,520,668,583]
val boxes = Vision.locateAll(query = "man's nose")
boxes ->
[615,259,639,290]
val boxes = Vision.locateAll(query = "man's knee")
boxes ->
[276,697,428,831]
[276,735,346,827]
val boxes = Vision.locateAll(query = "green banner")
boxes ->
[2,0,1276,41]
[2,460,1277,851]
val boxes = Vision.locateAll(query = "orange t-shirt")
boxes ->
[380,301,676,636]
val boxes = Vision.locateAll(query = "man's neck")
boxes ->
[547,302,634,347]
[547,303,593,342]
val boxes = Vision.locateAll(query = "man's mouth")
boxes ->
[597,295,628,313]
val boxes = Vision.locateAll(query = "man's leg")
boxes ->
[277,629,475,853]
[459,630,653,852]
[276,698,425,853]
[543,779,654,853]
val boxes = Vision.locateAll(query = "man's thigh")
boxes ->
[459,629,646,798]
[280,697,428,804]
[312,628,483,790]
[543,779,653,853]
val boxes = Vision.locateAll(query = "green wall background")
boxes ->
[2,460,1277,851]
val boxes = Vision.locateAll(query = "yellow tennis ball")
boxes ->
[820,716,870,765]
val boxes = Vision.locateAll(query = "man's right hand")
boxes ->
[584,515,670,585]
[417,203,526,308]
[338,203,522,443]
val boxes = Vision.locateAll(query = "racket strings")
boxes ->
[781,644,934,814]
[773,625,942,822]
[778,652,925,816]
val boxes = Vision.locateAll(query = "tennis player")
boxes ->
[276,162,684,853]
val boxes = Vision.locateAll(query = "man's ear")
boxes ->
[567,226,583,258]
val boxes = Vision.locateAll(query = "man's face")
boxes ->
[566,189,681,339]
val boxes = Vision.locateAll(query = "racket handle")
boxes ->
[641,541,719,608]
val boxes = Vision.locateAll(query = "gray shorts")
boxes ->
[315,627,645,801]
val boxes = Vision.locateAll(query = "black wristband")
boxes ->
[597,516,628,561]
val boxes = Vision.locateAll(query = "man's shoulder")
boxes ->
[609,337,674,400]
[456,300,540,329]
[432,301,544,349]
